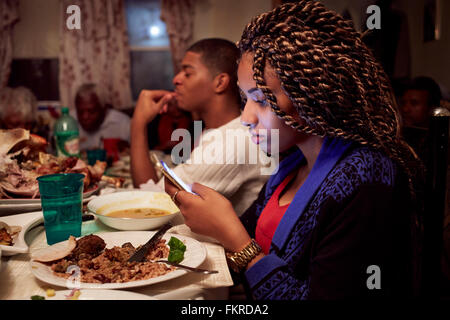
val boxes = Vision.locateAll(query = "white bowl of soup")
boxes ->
[87,191,180,230]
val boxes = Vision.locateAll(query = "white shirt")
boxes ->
[157,117,275,216]
[72,109,131,150]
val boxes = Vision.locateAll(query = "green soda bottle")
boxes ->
[54,107,80,158]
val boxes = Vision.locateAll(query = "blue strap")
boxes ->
[270,136,353,253]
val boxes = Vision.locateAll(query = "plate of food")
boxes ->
[105,165,131,179]
[0,129,106,209]
[0,211,43,256]
[30,231,207,289]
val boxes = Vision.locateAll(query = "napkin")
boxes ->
[138,179,164,192]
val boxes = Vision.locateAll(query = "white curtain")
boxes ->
[0,0,20,89]
[58,0,132,110]
[161,0,196,74]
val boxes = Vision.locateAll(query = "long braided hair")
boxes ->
[238,0,422,196]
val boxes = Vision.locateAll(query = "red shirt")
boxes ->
[255,172,296,254]
[155,114,191,151]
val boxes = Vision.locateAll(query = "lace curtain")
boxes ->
[0,0,20,88]
[59,0,132,110]
[161,0,196,74]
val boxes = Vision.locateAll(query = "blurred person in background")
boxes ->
[399,76,442,164]
[0,86,37,131]
[73,83,131,152]
[399,76,442,129]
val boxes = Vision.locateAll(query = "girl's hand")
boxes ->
[165,180,251,252]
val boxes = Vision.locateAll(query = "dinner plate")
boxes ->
[0,202,44,215]
[105,166,131,178]
[0,211,43,256]
[0,184,99,205]
[30,231,207,289]
[45,289,155,300]
[0,186,100,216]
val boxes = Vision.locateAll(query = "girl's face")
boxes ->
[238,53,306,154]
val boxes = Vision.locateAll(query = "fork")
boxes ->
[157,260,218,275]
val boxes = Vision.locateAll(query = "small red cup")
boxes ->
[103,138,120,162]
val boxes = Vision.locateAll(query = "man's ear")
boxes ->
[213,73,231,94]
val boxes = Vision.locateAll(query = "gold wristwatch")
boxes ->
[226,239,262,273]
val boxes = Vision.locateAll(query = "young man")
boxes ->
[130,38,272,215]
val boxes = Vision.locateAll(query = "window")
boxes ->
[7,0,173,102]
[126,0,169,47]
[125,0,174,100]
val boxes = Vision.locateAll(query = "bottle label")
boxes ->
[55,133,80,158]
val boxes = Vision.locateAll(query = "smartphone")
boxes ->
[159,160,197,194]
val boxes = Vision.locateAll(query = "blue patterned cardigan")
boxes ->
[240,137,413,299]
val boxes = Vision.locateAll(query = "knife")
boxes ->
[127,222,173,263]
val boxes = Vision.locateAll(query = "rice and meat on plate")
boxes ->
[33,234,175,284]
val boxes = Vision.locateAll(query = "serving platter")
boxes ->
[30,231,207,289]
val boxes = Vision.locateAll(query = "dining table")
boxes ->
[0,209,234,300]
[0,149,236,300]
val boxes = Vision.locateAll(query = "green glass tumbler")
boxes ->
[37,173,84,245]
